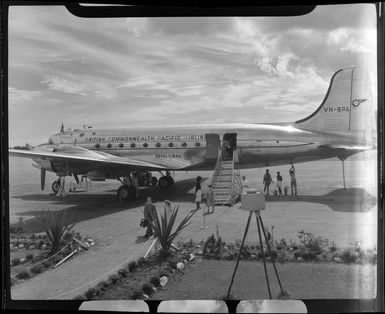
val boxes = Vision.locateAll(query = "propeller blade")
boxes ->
[40,168,46,190]
[73,173,80,184]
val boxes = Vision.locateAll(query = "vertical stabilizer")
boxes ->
[295,67,375,133]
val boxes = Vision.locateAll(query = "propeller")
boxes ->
[40,168,46,190]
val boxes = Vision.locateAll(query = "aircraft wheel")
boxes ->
[150,176,158,186]
[117,185,137,201]
[166,176,174,186]
[52,180,60,193]
[158,176,169,189]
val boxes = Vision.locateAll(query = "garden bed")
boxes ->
[10,230,93,286]
[74,247,197,301]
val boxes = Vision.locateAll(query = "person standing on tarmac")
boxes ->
[143,196,156,239]
[195,176,202,211]
[289,164,297,195]
[276,171,283,195]
[56,176,66,197]
[263,169,274,195]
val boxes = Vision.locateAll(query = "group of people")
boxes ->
[142,196,173,239]
[262,164,297,195]
[194,176,215,214]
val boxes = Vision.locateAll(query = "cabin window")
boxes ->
[195,142,200,147]
[119,143,124,148]
[181,142,187,147]
[276,140,279,143]
[80,133,84,137]
[107,143,112,148]
[130,143,136,148]
[168,142,174,147]
[92,132,96,135]
[156,143,161,148]
[95,143,100,148]
[143,143,148,148]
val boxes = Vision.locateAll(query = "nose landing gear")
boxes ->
[52,179,61,193]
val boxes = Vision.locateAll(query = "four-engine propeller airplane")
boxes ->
[9,67,376,200]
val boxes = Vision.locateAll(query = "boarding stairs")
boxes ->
[210,149,242,205]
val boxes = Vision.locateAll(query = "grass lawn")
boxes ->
[151,259,376,300]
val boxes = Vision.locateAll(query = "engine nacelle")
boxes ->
[87,170,105,181]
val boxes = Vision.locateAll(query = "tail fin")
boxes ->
[295,67,375,133]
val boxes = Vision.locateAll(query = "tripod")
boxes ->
[226,210,285,299]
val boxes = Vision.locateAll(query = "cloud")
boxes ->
[8,87,41,106]
[40,75,87,96]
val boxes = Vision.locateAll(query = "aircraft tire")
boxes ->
[158,176,169,189]
[117,185,137,201]
[166,176,174,186]
[150,176,158,186]
[52,180,60,193]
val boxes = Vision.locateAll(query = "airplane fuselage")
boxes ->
[41,123,365,173]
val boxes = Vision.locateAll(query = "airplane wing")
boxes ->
[9,146,168,175]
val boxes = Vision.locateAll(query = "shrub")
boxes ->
[36,209,76,254]
[142,283,155,295]
[148,204,195,259]
[84,287,96,300]
[137,257,146,267]
[74,294,87,300]
[131,290,143,300]
[25,253,34,261]
[11,258,21,266]
[128,261,137,272]
[150,276,161,287]
[117,268,128,277]
[31,264,43,274]
[95,281,109,293]
[16,271,30,280]
[108,274,120,285]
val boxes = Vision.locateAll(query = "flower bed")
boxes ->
[73,247,197,301]
[10,230,94,285]
[182,229,377,265]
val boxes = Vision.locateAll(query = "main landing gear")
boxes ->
[158,171,174,189]
[158,176,174,188]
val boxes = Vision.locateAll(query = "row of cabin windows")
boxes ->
[94,142,201,149]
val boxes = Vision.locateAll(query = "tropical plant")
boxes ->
[148,204,195,259]
[36,209,76,254]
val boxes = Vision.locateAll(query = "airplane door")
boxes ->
[205,134,220,159]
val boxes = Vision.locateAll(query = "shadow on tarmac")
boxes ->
[10,177,207,233]
[265,188,377,212]
[11,182,375,233]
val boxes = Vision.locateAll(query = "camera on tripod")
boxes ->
[241,189,266,211]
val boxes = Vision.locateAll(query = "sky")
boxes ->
[8,4,377,147]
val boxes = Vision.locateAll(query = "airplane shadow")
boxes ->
[9,177,208,233]
[265,188,377,212]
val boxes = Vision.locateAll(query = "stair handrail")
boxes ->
[210,148,222,186]
[231,148,242,201]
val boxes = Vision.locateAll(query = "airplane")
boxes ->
[9,66,376,201]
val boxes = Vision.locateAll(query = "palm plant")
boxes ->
[149,205,195,259]
[36,209,76,254]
